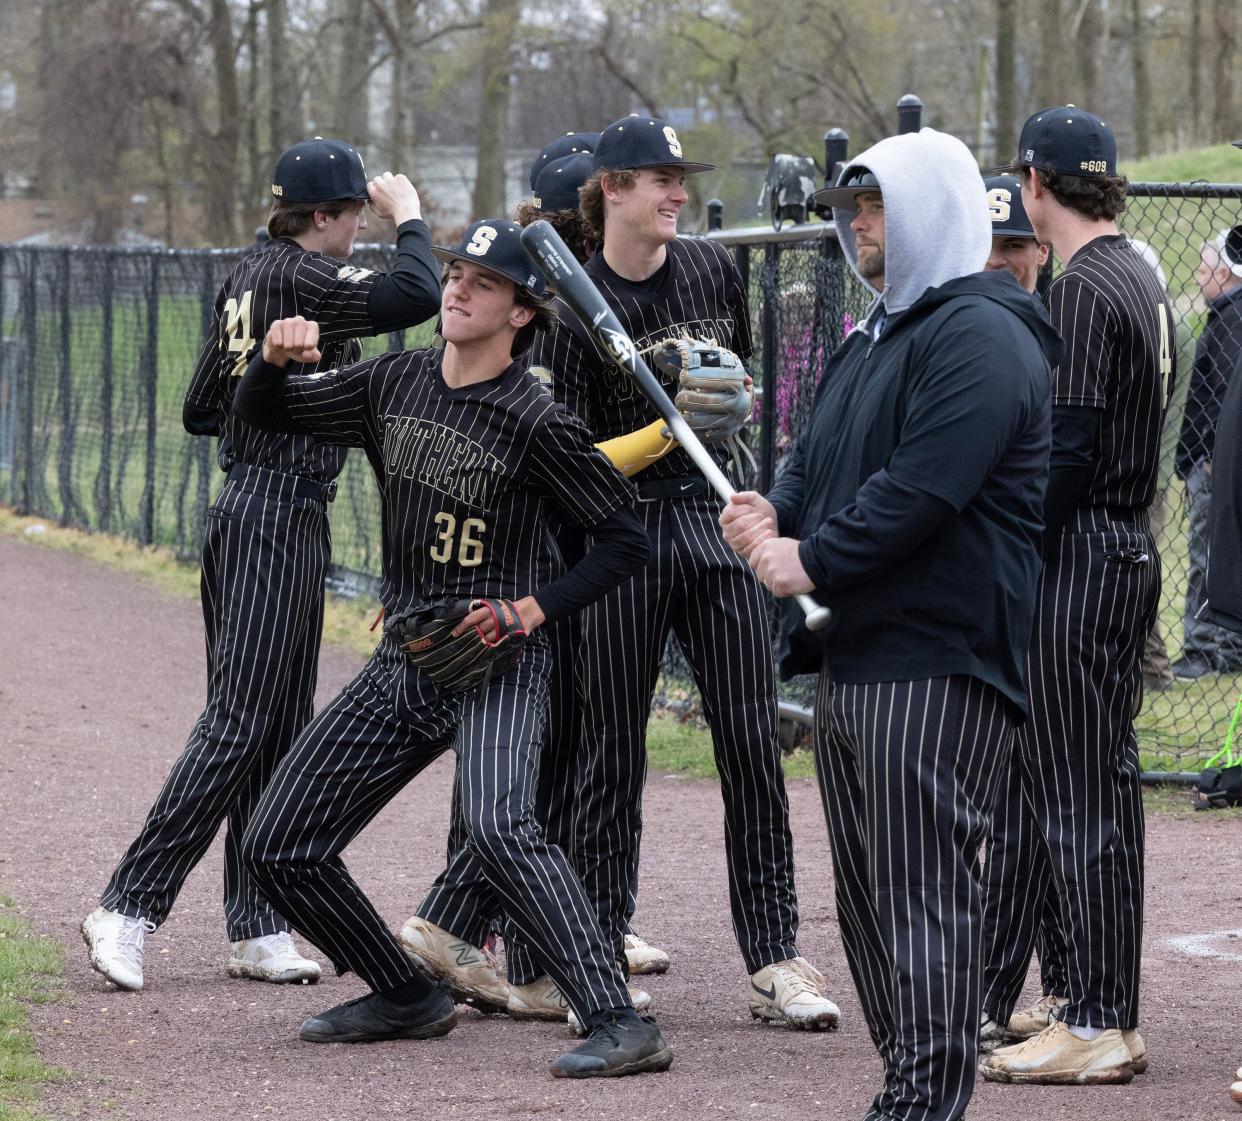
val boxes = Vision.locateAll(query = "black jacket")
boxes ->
[768,270,1062,716]
[1205,344,1242,633]
[1176,285,1242,478]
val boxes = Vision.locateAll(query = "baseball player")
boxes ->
[81,138,440,991]
[722,128,1058,1121]
[980,106,1171,1086]
[233,220,672,1078]
[976,174,1069,1051]
[413,115,838,1029]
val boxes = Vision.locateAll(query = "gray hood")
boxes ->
[833,128,991,320]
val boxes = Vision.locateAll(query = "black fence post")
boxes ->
[707,198,724,231]
[897,94,923,134]
[824,128,849,187]
[759,242,779,492]
[57,251,76,528]
[20,252,36,514]
[99,253,114,533]
[142,255,159,547]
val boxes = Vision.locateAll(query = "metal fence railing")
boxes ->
[3,182,1242,776]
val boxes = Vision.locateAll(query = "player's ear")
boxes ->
[1037,243,1050,267]
[509,303,535,330]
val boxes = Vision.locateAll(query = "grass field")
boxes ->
[0,898,64,1121]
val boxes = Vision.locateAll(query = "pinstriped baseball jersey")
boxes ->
[183,238,386,481]
[531,236,752,481]
[1045,234,1175,508]
[276,347,636,614]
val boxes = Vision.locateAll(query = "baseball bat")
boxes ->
[519,220,831,632]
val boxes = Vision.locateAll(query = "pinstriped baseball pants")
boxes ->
[100,469,329,941]
[980,510,1156,1031]
[242,642,632,1020]
[815,674,1014,1121]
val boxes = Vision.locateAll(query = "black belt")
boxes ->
[635,476,710,500]
[227,462,337,504]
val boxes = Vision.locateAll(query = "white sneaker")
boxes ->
[565,988,654,1035]
[1230,1063,1242,1104]
[624,933,670,976]
[1006,993,1069,1039]
[82,906,154,991]
[979,1022,1134,1085]
[748,957,841,1031]
[228,931,321,984]
[511,974,651,1025]
[399,916,510,1014]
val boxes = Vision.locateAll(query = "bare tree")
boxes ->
[1211,0,1236,142]
[1129,0,1151,157]
[994,0,1017,161]
[470,0,520,218]
[1036,0,1064,110]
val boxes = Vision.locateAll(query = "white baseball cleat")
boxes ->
[1006,993,1068,1039]
[748,956,841,1030]
[399,916,510,1014]
[228,931,321,984]
[624,933,671,976]
[82,906,154,991]
[979,1022,1134,1084]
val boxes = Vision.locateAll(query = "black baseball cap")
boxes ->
[593,115,714,175]
[532,153,593,212]
[272,137,369,203]
[984,174,1036,238]
[529,132,600,191]
[809,166,881,210]
[431,220,546,297]
[996,105,1117,178]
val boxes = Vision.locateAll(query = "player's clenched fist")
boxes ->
[262,316,322,368]
[367,172,422,225]
[749,537,814,597]
[719,490,777,560]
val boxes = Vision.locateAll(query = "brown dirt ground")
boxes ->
[3,530,1242,1121]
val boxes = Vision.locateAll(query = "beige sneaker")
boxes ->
[624,933,670,976]
[979,1022,1134,1085]
[748,957,840,1031]
[398,917,509,1014]
[228,931,321,984]
[511,975,652,1024]
[1229,1064,1242,1104]
[978,1015,1012,1053]
[1123,1029,1147,1075]
[1006,993,1068,1038]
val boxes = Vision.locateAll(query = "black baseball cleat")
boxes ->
[549,1011,673,1078]
[298,987,458,1043]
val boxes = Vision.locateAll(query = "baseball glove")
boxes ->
[387,596,527,695]
[653,339,752,444]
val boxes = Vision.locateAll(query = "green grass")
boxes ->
[0,898,65,1120]
[1121,143,1242,186]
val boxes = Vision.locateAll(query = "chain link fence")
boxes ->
[2,184,1241,776]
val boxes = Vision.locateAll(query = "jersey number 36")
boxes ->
[430,512,486,567]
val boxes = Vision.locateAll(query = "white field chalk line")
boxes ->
[1163,929,1242,961]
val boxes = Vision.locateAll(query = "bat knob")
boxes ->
[803,604,832,631]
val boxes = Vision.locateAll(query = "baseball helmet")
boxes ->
[272,138,369,203]
[432,220,546,298]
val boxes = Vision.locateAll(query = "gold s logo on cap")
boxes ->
[467,226,498,256]
[663,126,683,158]
[987,188,1012,222]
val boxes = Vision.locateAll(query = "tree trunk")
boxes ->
[388,0,414,172]
[1189,0,1202,140]
[1130,0,1151,157]
[470,0,519,221]
[1036,0,1063,110]
[204,0,241,245]
[1212,0,1237,142]
[245,0,262,213]
[1074,0,1100,109]
[994,0,1016,163]
[267,0,293,153]
[332,0,374,148]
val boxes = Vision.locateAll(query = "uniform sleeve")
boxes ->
[526,404,637,528]
[363,219,441,333]
[182,325,227,435]
[1045,271,1112,408]
[529,314,600,425]
[796,303,1047,590]
[290,254,385,346]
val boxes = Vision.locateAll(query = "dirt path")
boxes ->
[2,530,1241,1121]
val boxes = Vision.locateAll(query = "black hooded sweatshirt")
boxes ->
[768,269,1063,717]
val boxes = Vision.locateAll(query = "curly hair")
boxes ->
[1023,166,1128,222]
[513,200,598,264]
